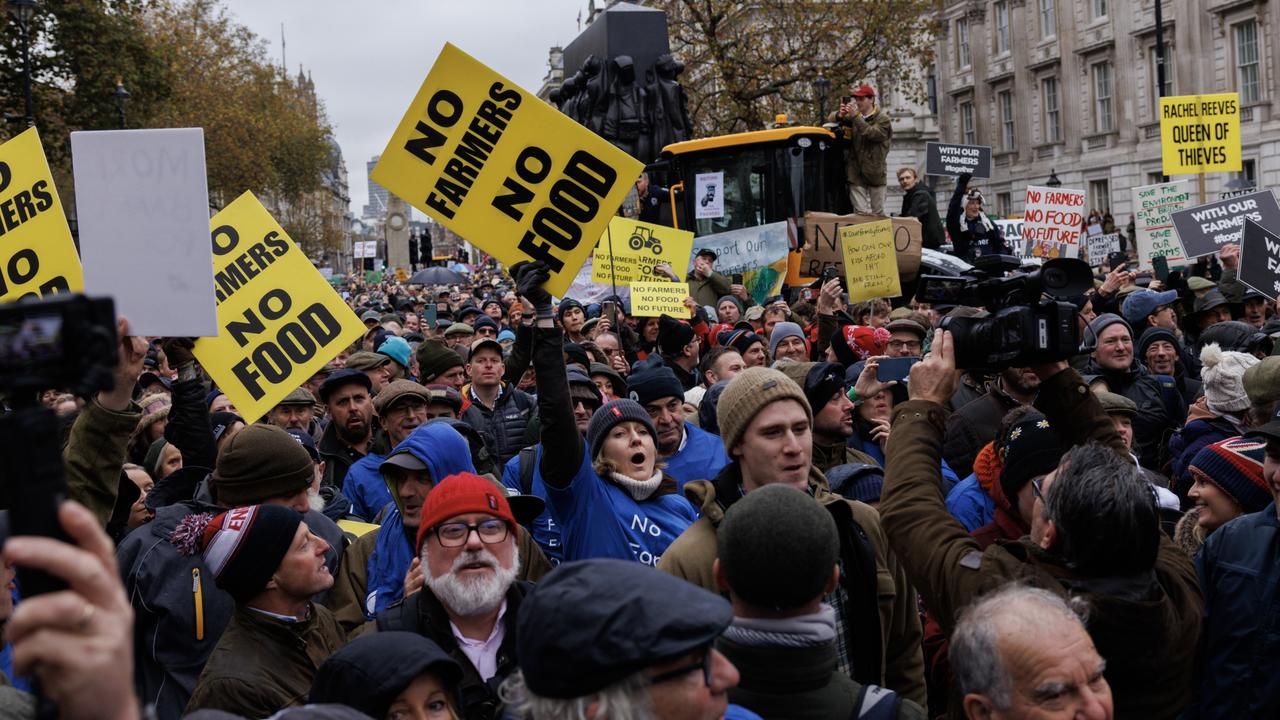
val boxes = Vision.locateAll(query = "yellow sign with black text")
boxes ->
[840,219,901,302]
[631,281,691,317]
[193,192,366,423]
[372,43,643,297]
[1160,93,1242,175]
[592,217,694,285]
[0,128,83,303]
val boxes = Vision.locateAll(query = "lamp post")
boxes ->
[1046,169,1062,188]
[9,0,38,128]
[114,77,130,129]
[812,74,830,124]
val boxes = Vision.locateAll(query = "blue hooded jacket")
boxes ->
[664,421,731,489]
[342,450,391,522]
[364,423,476,618]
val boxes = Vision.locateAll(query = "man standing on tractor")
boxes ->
[834,84,893,216]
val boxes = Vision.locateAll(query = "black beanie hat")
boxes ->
[626,355,685,406]
[558,298,584,322]
[415,340,464,383]
[718,484,839,610]
[657,314,695,356]
[999,413,1063,506]
[586,399,658,461]
[563,342,592,370]
[803,362,846,412]
[1137,325,1181,358]
[212,424,314,506]
[172,504,303,603]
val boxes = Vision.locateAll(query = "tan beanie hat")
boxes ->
[717,366,813,453]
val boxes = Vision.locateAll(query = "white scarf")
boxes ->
[610,469,664,501]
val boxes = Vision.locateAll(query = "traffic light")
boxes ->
[419,228,432,265]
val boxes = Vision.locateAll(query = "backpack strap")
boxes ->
[517,446,538,497]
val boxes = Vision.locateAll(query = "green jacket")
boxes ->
[841,111,893,188]
[185,603,346,718]
[879,367,1202,720]
[658,464,926,706]
[63,397,141,527]
[685,269,733,309]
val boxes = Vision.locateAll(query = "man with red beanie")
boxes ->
[373,472,530,720]
[182,504,345,717]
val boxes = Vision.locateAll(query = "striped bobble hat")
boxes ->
[1189,437,1271,514]
[171,504,303,603]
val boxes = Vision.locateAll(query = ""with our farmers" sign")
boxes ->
[924,142,992,179]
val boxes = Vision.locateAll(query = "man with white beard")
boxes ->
[373,472,527,720]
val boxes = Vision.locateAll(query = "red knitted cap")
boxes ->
[415,472,516,551]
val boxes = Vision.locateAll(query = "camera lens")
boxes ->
[1042,267,1066,290]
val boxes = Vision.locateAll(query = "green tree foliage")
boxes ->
[661,0,939,135]
[0,0,341,254]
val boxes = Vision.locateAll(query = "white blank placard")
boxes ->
[72,128,217,337]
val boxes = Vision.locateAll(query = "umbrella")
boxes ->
[448,261,472,274]
[408,267,467,285]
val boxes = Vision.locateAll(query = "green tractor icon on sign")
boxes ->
[628,226,663,255]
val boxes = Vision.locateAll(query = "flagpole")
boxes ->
[607,225,618,299]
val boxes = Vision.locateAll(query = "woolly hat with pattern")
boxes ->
[415,340,464,383]
[717,366,812,452]
[657,314,695,356]
[1200,342,1259,415]
[1189,436,1271,513]
[586,399,658,462]
[768,321,808,358]
[171,504,303,603]
[212,424,314,507]
[843,325,891,361]
[718,328,765,357]
[718,484,838,610]
[999,413,1063,507]
[626,355,684,406]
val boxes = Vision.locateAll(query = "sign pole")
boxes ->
[1199,174,1207,206]
[607,224,618,298]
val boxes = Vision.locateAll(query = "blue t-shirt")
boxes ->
[501,445,564,565]
[546,445,700,567]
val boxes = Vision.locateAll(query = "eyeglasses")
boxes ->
[1031,474,1046,501]
[432,519,510,548]
[887,340,922,351]
[476,327,497,337]
[648,647,711,687]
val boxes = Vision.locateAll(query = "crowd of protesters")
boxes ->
[3,180,1280,720]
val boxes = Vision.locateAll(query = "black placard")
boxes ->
[1238,218,1280,300]
[1170,189,1280,260]
[924,142,992,179]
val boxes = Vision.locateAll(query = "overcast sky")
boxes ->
[220,0,588,220]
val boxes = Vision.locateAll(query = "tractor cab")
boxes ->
[644,124,847,237]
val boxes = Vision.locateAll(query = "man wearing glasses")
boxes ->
[376,471,540,720]
[884,318,926,359]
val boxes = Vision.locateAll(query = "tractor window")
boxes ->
[686,148,769,236]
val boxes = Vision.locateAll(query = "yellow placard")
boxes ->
[372,43,643,297]
[0,128,83,303]
[1160,93,1242,175]
[840,220,901,302]
[630,281,690,317]
[194,192,366,423]
[394,267,409,283]
[591,216,694,285]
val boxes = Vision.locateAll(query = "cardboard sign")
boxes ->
[71,128,217,336]
[0,128,82,303]
[1160,93,1242,175]
[1022,186,1085,259]
[592,216,694,285]
[689,222,789,304]
[1171,189,1280,259]
[800,212,923,281]
[568,255,630,303]
[694,171,724,219]
[1131,181,1191,270]
[840,219,901,302]
[1085,233,1122,267]
[924,142,991,178]
[194,192,366,423]
[1238,218,1280,300]
[630,281,690,317]
[994,218,1024,256]
[371,43,642,298]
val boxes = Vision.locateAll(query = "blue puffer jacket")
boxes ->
[664,421,731,489]
[364,423,476,618]
[1168,415,1239,502]
[945,473,995,532]
[342,451,391,522]
[1190,504,1280,718]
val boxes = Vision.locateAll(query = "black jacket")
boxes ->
[164,376,217,469]
[1082,359,1186,469]
[460,383,535,465]
[945,175,1007,261]
[375,582,533,720]
[899,184,943,251]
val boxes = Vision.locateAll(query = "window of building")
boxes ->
[1147,171,1166,186]
[960,101,976,145]
[1238,159,1257,189]
[957,18,971,67]
[1092,62,1113,133]
[1148,43,1173,106]
[999,90,1015,150]
[1042,77,1061,142]
[1039,0,1056,38]
[1090,0,1107,20]
[994,1,1010,54]
[1234,20,1261,104]
[1088,179,1111,213]
[996,192,1012,218]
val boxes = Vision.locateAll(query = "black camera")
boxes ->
[0,293,118,397]
[918,256,1094,369]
